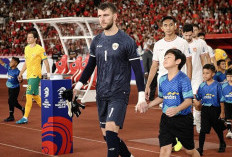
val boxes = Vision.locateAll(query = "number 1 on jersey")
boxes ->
[105,50,107,61]
[109,107,114,118]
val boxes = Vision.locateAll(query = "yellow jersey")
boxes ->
[25,44,47,79]
[214,49,228,61]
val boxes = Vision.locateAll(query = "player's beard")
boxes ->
[187,38,192,43]
[104,20,114,30]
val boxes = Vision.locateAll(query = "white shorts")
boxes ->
[191,78,203,95]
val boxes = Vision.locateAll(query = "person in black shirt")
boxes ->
[73,2,148,157]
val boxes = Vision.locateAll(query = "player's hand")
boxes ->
[72,97,85,118]
[72,89,79,101]
[0,58,4,65]
[72,89,82,101]
[47,73,51,80]
[135,101,148,113]
[145,86,150,100]
[166,107,180,117]
[62,89,85,118]
[144,73,149,79]
[18,75,23,82]
[73,82,83,101]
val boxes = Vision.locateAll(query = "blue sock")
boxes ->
[106,131,120,157]
[104,136,131,157]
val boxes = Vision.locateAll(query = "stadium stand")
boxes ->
[0,0,231,57]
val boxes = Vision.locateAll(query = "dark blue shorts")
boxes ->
[96,92,129,129]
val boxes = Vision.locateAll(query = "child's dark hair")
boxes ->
[226,68,232,75]
[203,64,216,73]
[98,2,117,13]
[183,24,193,33]
[12,57,20,65]
[165,48,186,70]
[217,59,226,66]
[161,16,177,24]
[228,61,232,67]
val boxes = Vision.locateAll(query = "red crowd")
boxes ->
[0,0,231,57]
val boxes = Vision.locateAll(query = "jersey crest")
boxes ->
[112,43,119,50]
[193,47,197,52]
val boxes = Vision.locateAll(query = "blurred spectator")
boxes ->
[142,42,157,101]
[68,43,77,60]
[0,0,231,56]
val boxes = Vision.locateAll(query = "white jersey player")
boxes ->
[192,24,211,65]
[146,16,192,100]
[198,32,217,69]
[153,36,191,81]
[182,24,205,94]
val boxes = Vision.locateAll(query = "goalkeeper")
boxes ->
[73,2,148,157]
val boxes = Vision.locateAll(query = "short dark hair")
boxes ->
[198,32,205,37]
[12,57,20,65]
[183,24,193,33]
[98,2,117,13]
[192,24,199,29]
[226,68,232,75]
[28,28,38,39]
[217,59,226,66]
[161,16,177,24]
[165,48,186,70]
[203,64,216,73]
[228,61,232,67]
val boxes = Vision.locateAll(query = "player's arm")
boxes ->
[0,58,5,66]
[211,56,218,70]
[200,54,205,67]
[205,53,211,64]
[183,41,192,80]
[130,59,148,113]
[18,62,27,82]
[73,56,96,98]
[186,57,192,80]
[148,97,163,108]
[145,61,159,99]
[43,59,51,78]
[166,98,192,117]
[142,53,149,78]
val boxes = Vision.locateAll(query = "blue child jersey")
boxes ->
[222,82,232,103]
[213,71,226,82]
[196,81,224,107]
[158,71,193,115]
[4,64,20,88]
[90,30,140,98]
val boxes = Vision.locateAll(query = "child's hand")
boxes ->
[219,112,225,119]
[0,58,5,66]
[166,107,180,117]
[135,101,148,113]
